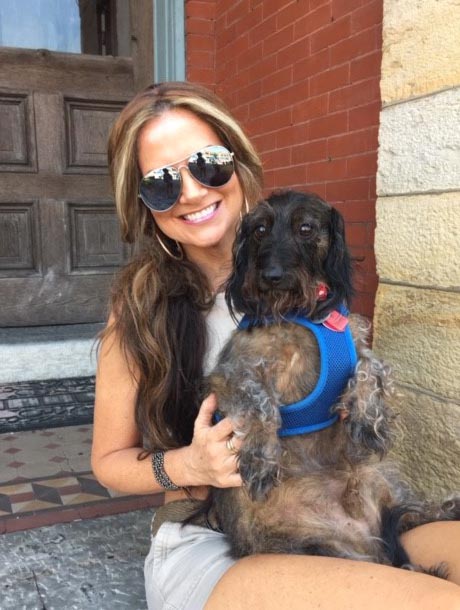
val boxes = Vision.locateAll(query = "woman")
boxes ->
[92,82,460,610]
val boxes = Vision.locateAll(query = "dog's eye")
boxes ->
[299,223,313,236]
[254,225,267,238]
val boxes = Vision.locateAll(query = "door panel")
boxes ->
[65,99,126,171]
[0,91,36,171]
[0,0,152,326]
[0,201,40,276]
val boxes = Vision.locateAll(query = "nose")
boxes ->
[178,167,208,204]
[261,264,284,285]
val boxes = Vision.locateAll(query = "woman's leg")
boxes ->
[206,553,460,610]
[206,522,460,610]
[401,520,460,585]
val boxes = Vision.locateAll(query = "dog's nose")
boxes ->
[261,265,284,284]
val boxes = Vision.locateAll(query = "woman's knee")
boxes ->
[401,521,460,585]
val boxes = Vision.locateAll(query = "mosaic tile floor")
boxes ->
[0,425,163,533]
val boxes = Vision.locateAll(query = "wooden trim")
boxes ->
[130,0,154,91]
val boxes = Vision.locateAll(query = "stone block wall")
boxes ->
[374,0,460,496]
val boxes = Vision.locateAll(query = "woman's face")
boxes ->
[137,108,244,261]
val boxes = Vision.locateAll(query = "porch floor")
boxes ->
[0,392,162,609]
[1,508,153,609]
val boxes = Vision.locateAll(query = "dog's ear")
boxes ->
[225,214,252,320]
[321,207,354,312]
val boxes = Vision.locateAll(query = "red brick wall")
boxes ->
[185,1,217,86]
[186,0,382,319]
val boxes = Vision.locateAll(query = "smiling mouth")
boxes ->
[182,202,218,223]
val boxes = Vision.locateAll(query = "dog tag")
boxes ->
[323,310,348,332]
[316,283,329,301]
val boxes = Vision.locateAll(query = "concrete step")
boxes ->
[0,324,103,384]
[1,508,153,608]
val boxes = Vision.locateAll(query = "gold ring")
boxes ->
[226,436,238,454]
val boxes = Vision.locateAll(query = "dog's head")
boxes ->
[226,190,354,320]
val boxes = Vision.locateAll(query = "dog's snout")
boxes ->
[261,264,284,284]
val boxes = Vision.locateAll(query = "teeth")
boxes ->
[183,203,217,222]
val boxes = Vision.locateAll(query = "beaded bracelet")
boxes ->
[151,450,180,491]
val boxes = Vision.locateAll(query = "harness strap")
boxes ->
[238,308,358,437]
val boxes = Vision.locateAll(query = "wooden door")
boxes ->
[0,0,153,326]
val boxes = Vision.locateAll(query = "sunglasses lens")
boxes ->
[188,145,234,188]
[139,167,181,212]
[139,145,234,212]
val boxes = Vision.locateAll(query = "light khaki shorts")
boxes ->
[144,521,236,610]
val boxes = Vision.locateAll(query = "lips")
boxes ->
[181,202,219,224]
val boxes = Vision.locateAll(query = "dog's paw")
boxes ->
[243,466,279,502]
[339,352,396,456]
[438,496,460,520]
[239,449,280,502]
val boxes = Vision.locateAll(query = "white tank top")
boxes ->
[203,292,238,374]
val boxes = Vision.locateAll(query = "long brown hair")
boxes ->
[103,82,263,450]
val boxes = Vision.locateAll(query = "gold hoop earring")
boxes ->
[156,232,184,261]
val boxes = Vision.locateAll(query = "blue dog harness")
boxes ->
[238,309,358,437]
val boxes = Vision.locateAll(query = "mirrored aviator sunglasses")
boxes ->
[139,144,235,213]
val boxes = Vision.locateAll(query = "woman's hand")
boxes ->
[185,394,243,488]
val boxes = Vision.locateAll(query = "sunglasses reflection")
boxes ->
[162,169,174,196]
[196,152,206,179]
[189,148,233,187]
[140,145,234,211]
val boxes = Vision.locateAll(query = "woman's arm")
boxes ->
[91,317,242,495]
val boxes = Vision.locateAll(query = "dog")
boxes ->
[201,190,459,575]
